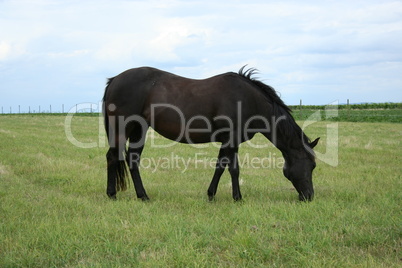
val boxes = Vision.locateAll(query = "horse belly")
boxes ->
[150,111,214,144]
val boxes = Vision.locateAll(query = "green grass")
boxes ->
[0,115,401,267]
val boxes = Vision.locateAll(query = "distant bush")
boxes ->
[290,103,402,123]
[289,102,402,110]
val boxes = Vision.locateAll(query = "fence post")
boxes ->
[62,104,64,113]
[50,105,52,113]
[347,99,350,120]
[299,99,302,119]
[39,105,41,113]
[29,106,31,114]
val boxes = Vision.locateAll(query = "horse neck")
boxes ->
[264,112,308,161]
[274,136,306,162]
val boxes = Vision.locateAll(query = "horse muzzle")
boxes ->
[298,189,314,202]
[290,178,314,202]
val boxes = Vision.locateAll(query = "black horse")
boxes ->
[102,66,319,202]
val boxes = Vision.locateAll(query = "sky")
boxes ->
[1,0,402,113]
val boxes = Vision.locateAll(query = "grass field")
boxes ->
[0,114,401,267]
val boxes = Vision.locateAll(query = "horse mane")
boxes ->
[238,66,291,114]
[238,66,313,150]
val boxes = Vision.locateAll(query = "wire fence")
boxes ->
[1,103,101,114]
[1,100,402,123]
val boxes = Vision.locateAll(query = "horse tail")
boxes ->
[103,77,129,192]
[116,151,129,192]
[102,77,115,140]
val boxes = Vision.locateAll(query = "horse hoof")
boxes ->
[108,195,117,201]
[140,196,150,202]
[233,196,243,202]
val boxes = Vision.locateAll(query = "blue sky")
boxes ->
[1,0,401,113]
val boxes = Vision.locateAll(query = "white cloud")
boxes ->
[0,0,401,108]
[0,42,11,60]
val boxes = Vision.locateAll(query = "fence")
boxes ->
[1,100,401,123]
[1,103,101,114]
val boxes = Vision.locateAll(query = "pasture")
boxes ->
[0,115,401,267]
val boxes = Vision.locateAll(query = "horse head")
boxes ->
[283,138,319,201]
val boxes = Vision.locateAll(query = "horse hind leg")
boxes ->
[126,126,149,201]
[106,147,128,200]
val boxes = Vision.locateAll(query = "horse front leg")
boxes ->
[207,147,228,201]
[207,146,241,201]
[227,147,241,201]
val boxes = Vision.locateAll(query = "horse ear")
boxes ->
[310,137,320,148]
